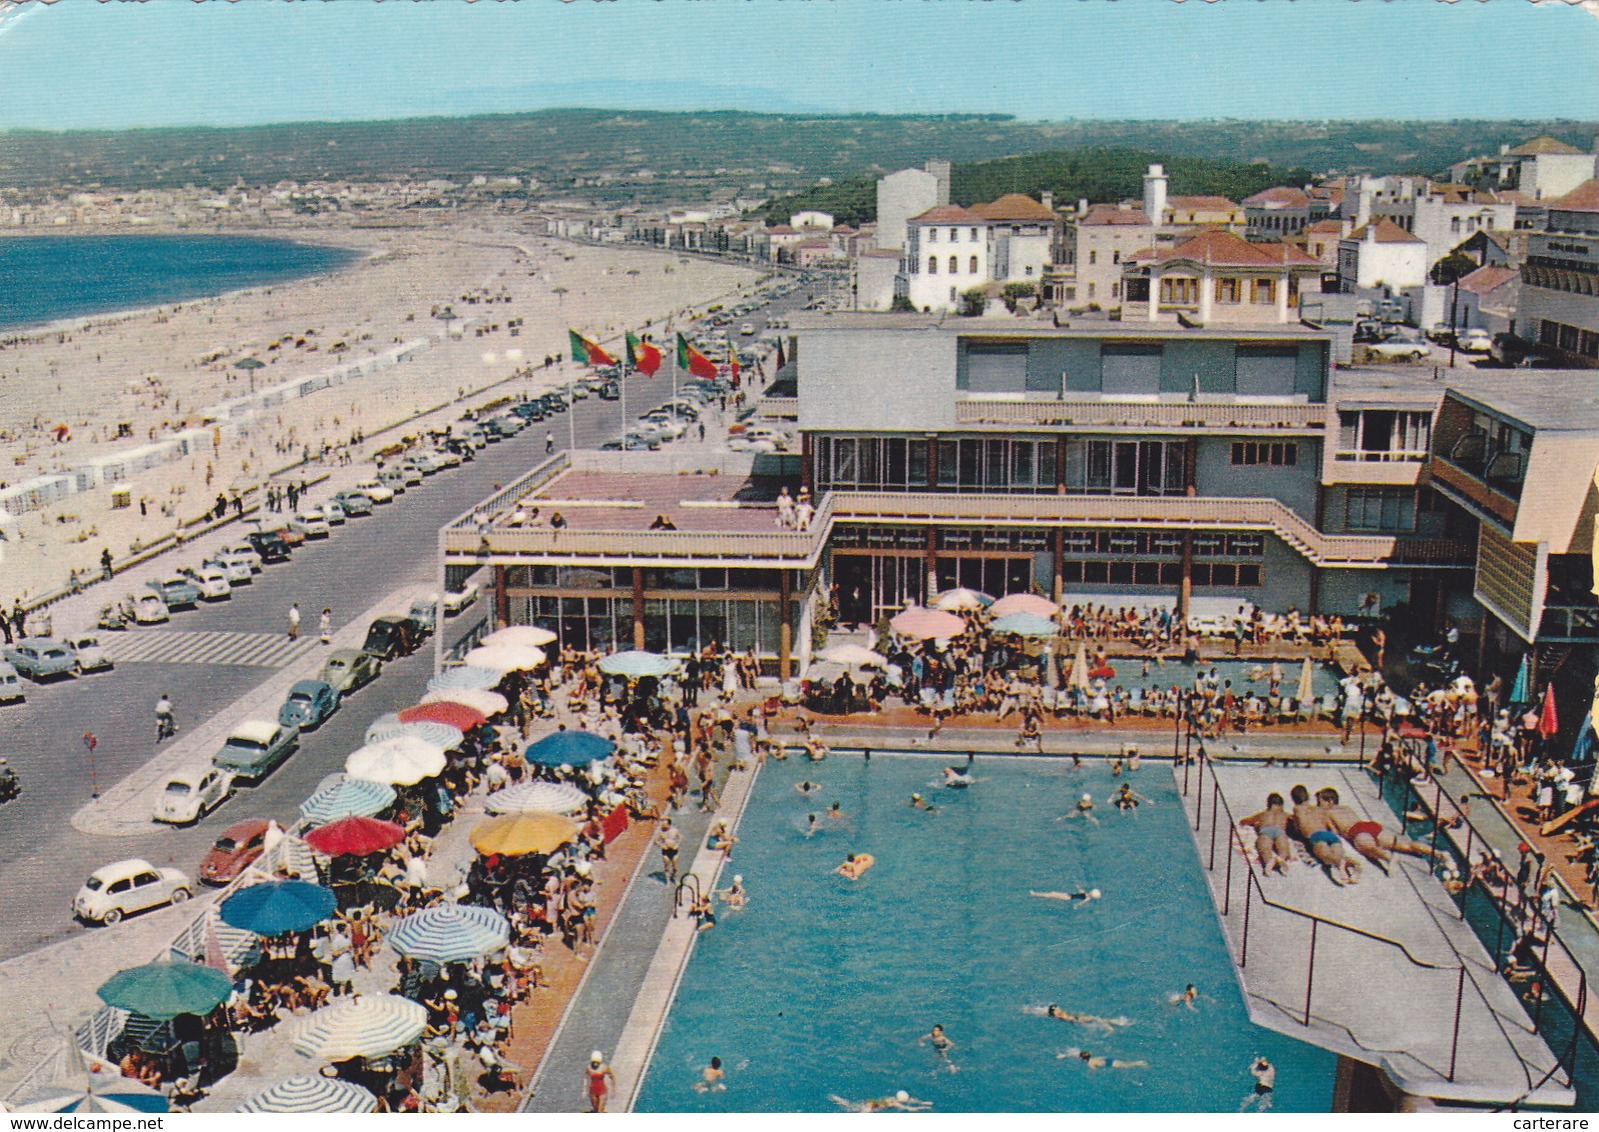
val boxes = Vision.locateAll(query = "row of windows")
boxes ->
[1525,262,1599,297]
[813,436,1204,496]
[1060,530,1265,558]
[1058,560,1263,588]
[517,595,790,657]
[1538,319,1599,359]
[1335,410,1432,461]
[507,565,792,592]
[1231,442,1298,467]
[927,256,982,275]
[926,227,981,243]
[1157,276,1287,305]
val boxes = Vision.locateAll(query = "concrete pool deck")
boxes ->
[1179,761,1575,1109]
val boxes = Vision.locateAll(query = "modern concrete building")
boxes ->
[875,160,949,253]
[1518,178,1599,367]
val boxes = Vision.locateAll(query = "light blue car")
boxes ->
[3,639,79,681]
[277,679,340,731]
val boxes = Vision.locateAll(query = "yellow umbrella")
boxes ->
[470,812,579,857]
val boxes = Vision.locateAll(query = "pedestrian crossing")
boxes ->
[98,629,321,668]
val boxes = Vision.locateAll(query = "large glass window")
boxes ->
[1066,439,1184,496]
[1345,487,1416,532]
[1335,410,1431,462]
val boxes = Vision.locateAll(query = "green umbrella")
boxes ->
[96,958,233,1021]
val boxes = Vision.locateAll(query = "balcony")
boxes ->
[1538,604,1599,642]
[955,396,1326,434]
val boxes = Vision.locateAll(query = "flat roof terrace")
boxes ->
[1179,760,1575,1108]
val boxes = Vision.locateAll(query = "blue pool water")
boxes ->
[0,235,361,332]
[636,753,1336,1112]
[1106,657,1342,702]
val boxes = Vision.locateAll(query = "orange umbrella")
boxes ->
[398,701,486,732]
[1538,685,1559,738]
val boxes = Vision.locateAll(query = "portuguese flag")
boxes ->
[676,333,718,380]
[569,329,615,367]
[626,332,663,377]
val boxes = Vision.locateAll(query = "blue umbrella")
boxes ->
[426,665,502,693]
[597,649,678,679]
[13,1075,168,1114]
[1509,653,1530,706]
[221,880,337,936]
[525,730,615,766]
[299,775,396,826]
[989,611,1058,638]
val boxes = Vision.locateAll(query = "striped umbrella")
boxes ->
[989,612,1058,639]
[485,780,590,815]
[481,625,557,649]
[346,736,447,786]
[290,995,427,1061]
[426,665,503,694]
[300,775,396,826]
[399,701,487,732]
[597,649,677,679]
[364,716,463,750]
[388,904,510,964]
[990,593,1059,618]
[240,1075,377,1114]
[12,1073,169,1114]
[420,688,509,716]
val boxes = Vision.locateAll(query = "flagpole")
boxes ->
[620,330,629,460]
[566,357,575,454]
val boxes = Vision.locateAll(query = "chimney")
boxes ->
[1040,190,1054,213]
[1078,198,1089,217]
[1500,144,1511,156]
[1142,164,1168,227]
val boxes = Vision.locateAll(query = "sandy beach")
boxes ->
[0,226,762,604]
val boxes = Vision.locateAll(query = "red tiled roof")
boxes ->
[1243,186,1310,208]
[860,249,903,258]
[1346,217,1424,244]
[1458,265,1518,296]
[908,204,986,225]
[1081,205,1150,226]
[1508,135,1585,157]
[1544,179,1599,214]
[1305,219,1345,234]
[1154,228,1320,267]
[1166,195,1239,212]
[971,193,1056,221]
[767,224,797,234]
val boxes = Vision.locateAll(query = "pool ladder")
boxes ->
[673,874,702,917]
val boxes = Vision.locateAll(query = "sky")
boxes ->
[0,0,1596,130]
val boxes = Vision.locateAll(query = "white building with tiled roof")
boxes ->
[1122,228,1324,325]
[900,195,1057,312]
[1519,179,1599,367]
[1451,135,1599,202]
[1053,204,1154,311]
[1337,218,1430,291]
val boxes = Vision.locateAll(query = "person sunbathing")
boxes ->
[1239,793,1294,875]
[1290,784,1361,885]
[1317,787,1442,872]
[835,852,875,879]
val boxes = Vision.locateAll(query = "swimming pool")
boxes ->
[635,752,1336,1112]
[1107,657,1343,702]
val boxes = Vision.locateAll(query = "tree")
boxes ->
[1431,252,1477,286]
[959,288,988,316]
[889,293,917,313]
[1001,282,1037,313]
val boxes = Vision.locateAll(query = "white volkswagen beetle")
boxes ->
[153,766,235,824]
[73,859,192,925]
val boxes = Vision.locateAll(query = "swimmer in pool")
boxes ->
[1240,1056,1275,1112]
[796,781,822,795]
[919,1024,956,1072]
[720,874,747,908]
[830,1090,931,1113]
[1058,1048,1148,1071]
[1061,793,1100,825]
[1032,1004,1130,1035]
[908,793,937,812]
[826,801,845,820]
[1113,783,1152,812]
[1170,984,1210,1012]
[1109,756,1123,777]
[1031,888,1101,908]
[835,852,875,879]
[805,813,819,838]
[943,766,975,788]
[694,1056,726,1093]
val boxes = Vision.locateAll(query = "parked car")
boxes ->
[640,415,685,440]
[354,478,395,504]
[61,633,112,673]
[73,859,192,925]
[319,501,347,526]
[409,598,438,636]
[277,679,340,731]
[4,639,80,681]
[511,401,545,423]
[332,491,374,517]
[601,435,653,451]
[213,720,299,783]
[203,555,254,586]
[0,661,27,704]
[245,530,291,562]
[485,416,521,439]
[153,766,234,824]
[1365,334,1431,362]
[598,382,621,401]
[443,438,478,462]
[1457,328,1493,353]
[149,575,202,609]
[444,583,479,614]
[179,565,233,601]
[132,592,170,624]
[218,544,263,573]
[272,526,307,550]
[622,430,662,451]
[288,510,331,539]
[396,462,425,485]
[410,452,443,475]
[319,648,381,695]
[362,616,423,660]
[377,467,409,493]
[198,818,272,885]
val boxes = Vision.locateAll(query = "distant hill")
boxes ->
[760,148,1318,227]
[0,109,1591,202]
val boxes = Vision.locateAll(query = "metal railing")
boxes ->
[1180,736,1545,1093]
[954,397,1327,432]
[445,450,572,531]
[1334,448,1430,463]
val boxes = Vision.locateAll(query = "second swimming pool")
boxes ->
[635,752,1336,1112]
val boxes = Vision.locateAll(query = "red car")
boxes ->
[198,818,272,885]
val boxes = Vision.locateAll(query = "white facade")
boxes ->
[876,165,947,252]
[1338,221,1430,291]
[903,210,992,311]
